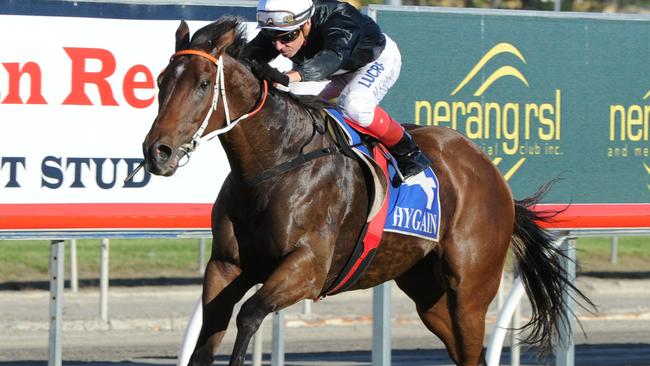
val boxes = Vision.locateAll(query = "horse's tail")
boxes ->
[510,180,594,356]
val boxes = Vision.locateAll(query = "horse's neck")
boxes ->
[219,93,321,184]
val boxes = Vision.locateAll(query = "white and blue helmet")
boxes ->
[256,0,315,31]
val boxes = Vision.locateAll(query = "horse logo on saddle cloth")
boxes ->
[323,109,442,295]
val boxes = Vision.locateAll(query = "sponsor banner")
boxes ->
[371,7,650,204]
[0,15,225,204]
[0,9,289,207]
[0,0,256,20]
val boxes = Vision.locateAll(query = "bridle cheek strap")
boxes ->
[172,49,268,155]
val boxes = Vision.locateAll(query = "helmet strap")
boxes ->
[301,21,310,46]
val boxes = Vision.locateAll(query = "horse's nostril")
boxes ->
[155,143,173,163]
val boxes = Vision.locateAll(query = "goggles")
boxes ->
[261,28,302,44]
[256,6,312,31]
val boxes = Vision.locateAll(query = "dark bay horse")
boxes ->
[142,17,590,366]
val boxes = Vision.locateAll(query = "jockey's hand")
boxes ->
[250,63,290,87]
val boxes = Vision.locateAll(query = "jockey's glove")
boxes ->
[250,63,290,87]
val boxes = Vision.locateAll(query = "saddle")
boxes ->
[321,108,442,296]
[321,109,391,295]
[244,107,440,297]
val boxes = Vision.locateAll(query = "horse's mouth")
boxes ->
[145,149,181,177]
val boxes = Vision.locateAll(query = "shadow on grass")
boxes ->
[579,271,650,279]
[0,276,202,291]
[3,272,649,291]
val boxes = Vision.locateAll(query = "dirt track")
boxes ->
[1,276,649,365]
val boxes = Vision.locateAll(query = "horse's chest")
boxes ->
[232,217,287,260]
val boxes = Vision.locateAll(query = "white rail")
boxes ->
[7,228,648,366]
[487,229,650,366]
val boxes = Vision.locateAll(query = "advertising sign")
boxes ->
[0,2,259,231]
[371,7,650,204]
[1,3,648,232]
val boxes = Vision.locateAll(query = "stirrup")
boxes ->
[387,132,431,184]
[389,157,407,183]
[397,151,431,181]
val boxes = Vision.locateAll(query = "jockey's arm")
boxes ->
[296,16,360,81]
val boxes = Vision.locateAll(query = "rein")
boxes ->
[174,50,340,186]
[129,49,346,187]
[244,111,339,186]
[173,49,269,157]
[125,49,268,183]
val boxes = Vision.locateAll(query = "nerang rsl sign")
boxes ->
[370,7,650,204]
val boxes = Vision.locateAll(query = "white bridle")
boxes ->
[124,49,268,183]
[172,49,268,157]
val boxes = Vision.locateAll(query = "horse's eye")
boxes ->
[200,79,211,89]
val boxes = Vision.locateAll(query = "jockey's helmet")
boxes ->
[256,0,314,31]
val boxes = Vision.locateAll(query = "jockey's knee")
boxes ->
[339,94,376,127]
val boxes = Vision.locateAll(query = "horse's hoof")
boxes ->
[228,355,245,366]
[188,347,213,366]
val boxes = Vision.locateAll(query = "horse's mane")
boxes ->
[191,16,248,59]
[191,16,335,114]
[286,93,336,111]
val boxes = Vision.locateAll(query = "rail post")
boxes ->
[99,238,110,321]
[555,237,577,366]
[198,238,207,273]
[177,297,202,366]
[372,282,391,366]
[610,236,618,265]
[271,310,285,366]
[48,240,65,366]
[69,239,78,292]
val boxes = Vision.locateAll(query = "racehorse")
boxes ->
[142,17,591,366]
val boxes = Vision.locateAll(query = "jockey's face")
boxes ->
[266,20,311,58]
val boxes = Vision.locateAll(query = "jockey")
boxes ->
[242,0,431,181]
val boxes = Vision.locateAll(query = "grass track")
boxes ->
[0,236,648,283]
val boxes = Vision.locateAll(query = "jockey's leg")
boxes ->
[337,35,430,180]
[367,106,432,180]
[347,105,431,180]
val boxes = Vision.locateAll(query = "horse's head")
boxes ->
[143,18,253,176]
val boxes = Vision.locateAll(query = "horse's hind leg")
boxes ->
[396,250,498,366]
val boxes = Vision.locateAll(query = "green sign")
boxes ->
[369,6,650,203]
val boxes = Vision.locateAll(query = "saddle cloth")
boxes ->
[322,109,441,295]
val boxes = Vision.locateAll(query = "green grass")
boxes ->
[0,239,205,283]
[0,236,648,284]
[574,236,650,273]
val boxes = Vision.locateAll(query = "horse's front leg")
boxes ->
[190,201,254,366]
[189,257,253,366]
[227,246,325,366]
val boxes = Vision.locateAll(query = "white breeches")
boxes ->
[288,35,402,127]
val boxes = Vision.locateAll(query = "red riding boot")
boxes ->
[358,106,431,181]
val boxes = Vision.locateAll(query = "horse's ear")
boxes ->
[175,20,190,51]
